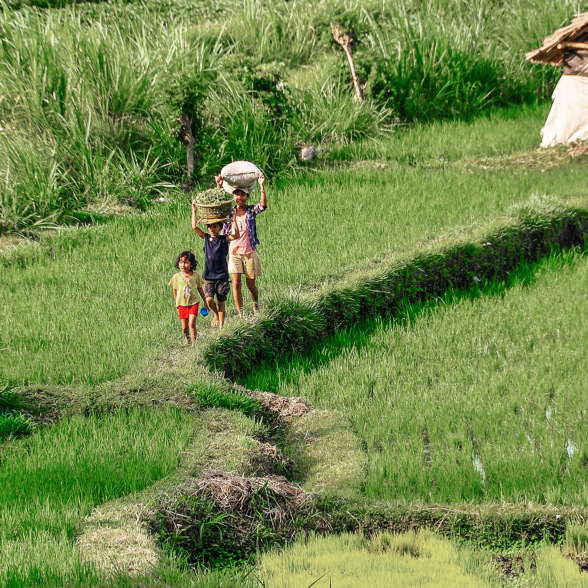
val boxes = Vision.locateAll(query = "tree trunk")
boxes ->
[177,114,196,190]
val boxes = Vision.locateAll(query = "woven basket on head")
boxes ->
[197,200,233,220]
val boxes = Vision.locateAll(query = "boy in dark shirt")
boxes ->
[192,202,239,328]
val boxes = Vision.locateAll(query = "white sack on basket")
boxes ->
[221,161,261,194]
[541,75,588,147]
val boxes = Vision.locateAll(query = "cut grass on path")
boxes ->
[242,251,588,505]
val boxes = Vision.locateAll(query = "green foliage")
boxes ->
[0,382,22,412]
[0,382,32,440]
[152,485,355,570]
[0,408,197,585]
[0,0,580,233]
[189,385,263,417]
[0,413,33,440]
[257,530,502,587]
[534,543,588,586]
[566,522,588,555]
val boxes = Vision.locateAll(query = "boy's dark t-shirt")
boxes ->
[203,234,229,280]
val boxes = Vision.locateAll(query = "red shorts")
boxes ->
[178,304,199,319]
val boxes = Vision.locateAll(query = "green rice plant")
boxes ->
[565,522,588,556]
[257,530,500,587]
[189,384,263,417]
[0,407,197,586]
[533,544,588,587]
[328,102,550,162]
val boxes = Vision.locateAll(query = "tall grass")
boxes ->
[0,0,582,233]
[0,7,202,233]
[2,108,588,385]
[242,252,588,504]
[0,407,197,586]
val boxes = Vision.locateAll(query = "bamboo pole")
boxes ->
[331,23,364,102]
[177,114,196,190]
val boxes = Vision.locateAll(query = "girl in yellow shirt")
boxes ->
[168,251,208,345]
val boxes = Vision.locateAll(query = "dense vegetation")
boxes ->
[5,105,588,386]
[0,0,576,234]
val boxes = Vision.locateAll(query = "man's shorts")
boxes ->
[203,278,230,302]
[178,304,199,319]
[228,251,262,279]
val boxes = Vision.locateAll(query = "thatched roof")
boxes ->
[526,13,588,66]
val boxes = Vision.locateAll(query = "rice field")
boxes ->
[3,106,588,386]
[242,251,588,504]
[0,407,198,586]
[257,530,500,587]
[257,528,588,588]
[2,2,588,583]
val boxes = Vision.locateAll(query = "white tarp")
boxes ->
[541,74,588,147]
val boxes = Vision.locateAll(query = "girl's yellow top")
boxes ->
[168,272,202,306]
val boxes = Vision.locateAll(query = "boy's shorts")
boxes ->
[178,304,199,319]
[228,251,262,279]
[203,278,230,302]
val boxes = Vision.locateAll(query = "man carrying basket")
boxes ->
[215,168,267,317]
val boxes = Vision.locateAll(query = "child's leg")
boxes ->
[180,317,190,343]
[245,277,259,313]
[207,296,220,327]
[218,300,226,328]
[188,314,197,343]
[232,273,244,315]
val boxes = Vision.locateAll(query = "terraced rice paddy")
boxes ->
[3,107,588,386]
[242,251,588,504]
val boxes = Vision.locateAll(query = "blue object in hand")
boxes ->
[200,308,209,317]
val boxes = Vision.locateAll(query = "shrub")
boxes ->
[188,385,263,417]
